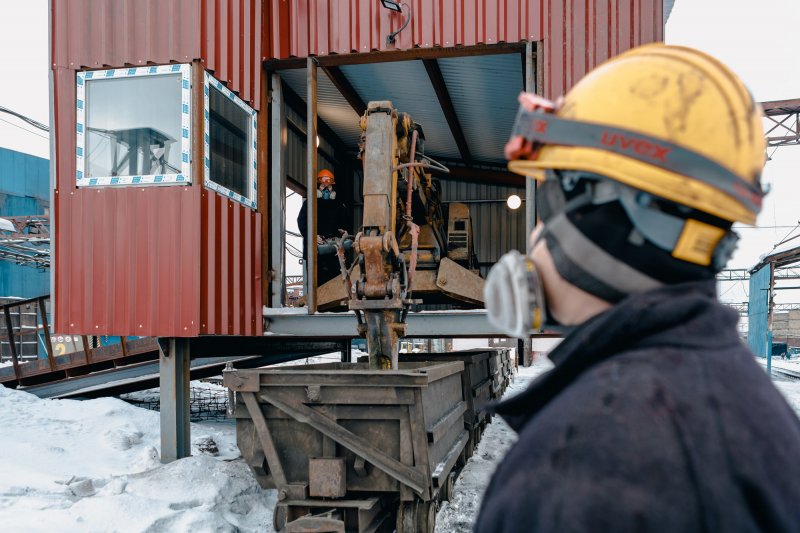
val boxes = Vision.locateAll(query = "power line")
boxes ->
[0,117,49,141]
[0,106,49,131]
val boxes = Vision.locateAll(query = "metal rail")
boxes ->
[0,295,160,387]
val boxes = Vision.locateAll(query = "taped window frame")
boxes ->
[203,71,258,210]
[75,64,192,187]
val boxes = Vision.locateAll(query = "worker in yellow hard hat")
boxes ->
[477,44,800,531]
[298,169,350,285]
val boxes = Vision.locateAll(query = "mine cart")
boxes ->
[401,349,501,457]
[225,361,468,533]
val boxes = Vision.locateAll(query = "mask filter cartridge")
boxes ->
[484,250,547,338]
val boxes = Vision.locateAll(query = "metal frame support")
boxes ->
[160,338,191,462]
[767,262,775,376]
[518,338,533,367]
[524,41,537,246]
[270,73,287,308]
[341,339,352,362]
[307,57,319,313]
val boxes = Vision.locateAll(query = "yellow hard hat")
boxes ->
[507,44,765,224]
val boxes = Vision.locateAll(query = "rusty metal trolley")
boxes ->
[225,360,468,532]
[401,348,515,457]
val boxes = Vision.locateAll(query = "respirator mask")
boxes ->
[317,186,336,200]
[484,248,548,338]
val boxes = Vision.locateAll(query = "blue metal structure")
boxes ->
[747,264,771,358]
[0,148,49,298]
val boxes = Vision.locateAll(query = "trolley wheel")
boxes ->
[443,471,457,502]
[396,499,437,533]
[273,504,287,532]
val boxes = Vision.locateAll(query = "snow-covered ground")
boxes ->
[1,354,799,532]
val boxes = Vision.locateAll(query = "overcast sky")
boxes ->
[1,0,798,301]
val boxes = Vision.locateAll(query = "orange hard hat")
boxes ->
[317,169,335,186]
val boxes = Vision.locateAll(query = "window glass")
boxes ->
[75,64,191,187]
[203,72,257,209]
[209,84,249,198]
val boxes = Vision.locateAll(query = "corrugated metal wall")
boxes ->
[747,265,770,357]
[349,173,525,278]
[266,0,663,98]
[284,106,337,187]
[438,180,525,277]
[52,1,264,336]
[52,0,261,108]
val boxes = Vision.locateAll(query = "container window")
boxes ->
[75,64,191,187]
[204,72,257,209]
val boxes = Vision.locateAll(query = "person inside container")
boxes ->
[297,169,350,286]
[476,44,800,532]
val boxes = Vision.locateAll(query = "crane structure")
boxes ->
[0,215,50,269]
[328,101,485,369]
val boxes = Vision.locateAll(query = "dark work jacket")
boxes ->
[297,196,350,244]
[475,281,800,533]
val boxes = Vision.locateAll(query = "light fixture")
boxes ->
[316,135,320,148]
[381,1,412,47]
[507,194,522,210]
[380,0,402,12]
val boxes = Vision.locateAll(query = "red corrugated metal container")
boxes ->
[266,0,664,98]
[52,0,263,337]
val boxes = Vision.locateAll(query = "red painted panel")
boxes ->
[52,0,260,108]
[198,193,262,336]
[266,1,663,98]
[52,1,265,338]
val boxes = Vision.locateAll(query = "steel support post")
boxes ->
[270,73,287,308]
[767,262,775,376]
[524,41,537,247]
[518,338,533,367]
[307,58,319,313]
[341,339,352,363]
[160,338,191,462]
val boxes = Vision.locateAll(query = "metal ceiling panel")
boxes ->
[278,69,364,148]
[340,61,461,160]
[437,54,523,164]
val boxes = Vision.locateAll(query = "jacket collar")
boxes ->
[495,280,741,432]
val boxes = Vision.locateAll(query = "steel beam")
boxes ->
[524,41,537,247]
[262,308,560,338]
[429,165,524,187]
[270,73,287,308]
[422,59,472,165]
[321,66,367,117]
[307,58,319,313]
[265,42,527,71]
[160,338,191,462]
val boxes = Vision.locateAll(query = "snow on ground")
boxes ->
[2,353,800,532]
[0,385,275,532]
[434,357,554,532]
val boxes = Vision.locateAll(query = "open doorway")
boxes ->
[285,188,305,306]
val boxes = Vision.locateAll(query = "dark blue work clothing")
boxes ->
[297,196,350,285]
[475,281,800,533]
